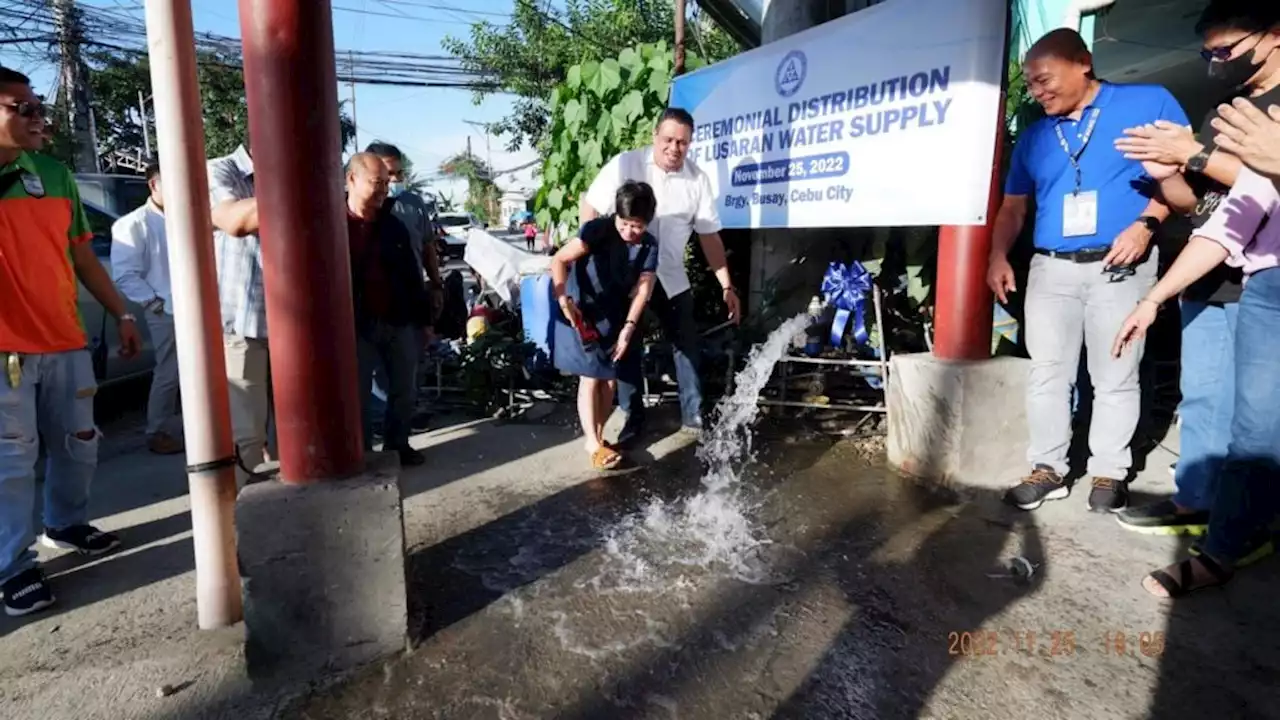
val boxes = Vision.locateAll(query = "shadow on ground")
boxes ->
[0,403,569,641]
[277,431,1041,719]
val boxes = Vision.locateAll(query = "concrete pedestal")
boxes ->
[236,452,408,680]
[887,353,1029,493]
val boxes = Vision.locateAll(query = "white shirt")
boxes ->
[584,147,722,297]
[110,199,172,315]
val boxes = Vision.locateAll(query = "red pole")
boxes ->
[933,0,1012,363]
[932,111,1005,361]
[238,0,363,482]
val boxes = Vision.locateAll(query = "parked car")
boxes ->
[79,199,157,386]
[436,211,473,260]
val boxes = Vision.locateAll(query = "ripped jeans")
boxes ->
[0,350,98,585]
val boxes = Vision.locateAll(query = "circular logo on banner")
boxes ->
[775,50,807,98]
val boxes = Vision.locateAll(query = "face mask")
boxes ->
[387,182,405,198]
[1208,47,1263,90]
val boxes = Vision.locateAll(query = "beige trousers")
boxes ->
[223,334,271,489]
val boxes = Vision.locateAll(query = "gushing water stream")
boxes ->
[599,312,813,586]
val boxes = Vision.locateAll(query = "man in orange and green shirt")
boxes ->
[0,66,142,617]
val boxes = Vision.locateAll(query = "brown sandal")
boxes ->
[1145,554,1233,598]
[590,446,623,471]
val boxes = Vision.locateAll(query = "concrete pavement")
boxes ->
[1,371,1277,718]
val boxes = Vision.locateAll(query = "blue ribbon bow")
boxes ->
[820,261,872,349]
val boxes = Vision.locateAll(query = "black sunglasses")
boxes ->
[1201,32,1261,62]
[0,101,46,120]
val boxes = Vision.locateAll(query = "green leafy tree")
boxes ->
[443,0,739,153]
[62,50,357,168]
[534,41,707,231]
[439,152,499,224]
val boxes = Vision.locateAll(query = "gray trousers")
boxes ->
[1024,251,1157,480]
[145,312,181,436]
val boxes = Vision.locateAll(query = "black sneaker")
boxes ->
[1117,499,1209,535]
[1087,477,1129,513]
[39,525,121,556]
[396,446,426,467]
[3,567,55,617]
[1004,466,1069,510]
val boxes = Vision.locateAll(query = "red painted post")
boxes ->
[932,111,1005,361]
[238,0,364,482]
[932,0,1013,362]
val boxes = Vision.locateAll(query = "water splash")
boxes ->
[602,312,812,585]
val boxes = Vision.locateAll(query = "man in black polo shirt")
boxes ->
[1113,2,1280,534]
[345,153,430,466]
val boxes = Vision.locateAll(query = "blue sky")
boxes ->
[2,0,540,202]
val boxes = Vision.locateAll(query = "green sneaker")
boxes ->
[1190,533,1276,569]
[1116,499,1209,536]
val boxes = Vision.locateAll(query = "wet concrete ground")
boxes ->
[4,381,1276,720]
[286,426,1280,720]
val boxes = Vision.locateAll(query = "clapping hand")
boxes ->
[1114,121,1200,167]
[1211,98,1280,179]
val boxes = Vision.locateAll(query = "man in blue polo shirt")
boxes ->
[986,28,1188,513]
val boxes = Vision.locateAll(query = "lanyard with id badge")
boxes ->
[1055,109,1101,238]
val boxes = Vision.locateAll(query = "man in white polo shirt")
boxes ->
[581,107,740,443]
[110,161,183,456]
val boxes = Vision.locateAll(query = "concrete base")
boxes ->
[236,452,408,680]
[887,353,1029,493]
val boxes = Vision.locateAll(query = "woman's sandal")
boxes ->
[1145,553,1234,598]
[590,446,624,472]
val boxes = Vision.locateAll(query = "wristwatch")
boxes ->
[118,313,137,323]
[1136,216,1160,232]
[1186,150,1210,174]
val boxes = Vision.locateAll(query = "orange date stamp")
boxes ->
[946,629,1166,659]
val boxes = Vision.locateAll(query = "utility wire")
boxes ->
[1,0,505,91]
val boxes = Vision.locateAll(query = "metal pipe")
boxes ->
[143,0,241,629]
[757,400,887,413]
[674,0,687,75]
[238,0,364,482]
[774,356,887,368]
[871,282,889,382]
[138,90,151,158]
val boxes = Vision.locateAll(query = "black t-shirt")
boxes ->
[1181,86,1280,303]
[559,217,658,334]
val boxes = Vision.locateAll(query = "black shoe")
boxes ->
[1004,465,1069,510]
[39,525,121,556]
[3,567,55,617]
[397,446,426,467]
[1087,477,1129,513]
[1117,499,1209,535]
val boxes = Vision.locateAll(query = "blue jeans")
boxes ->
[356,322,418,451]
[1173,300,1238,511]
[616,286,703,432]
[0,350,98,584]
[1202,269,1280,564]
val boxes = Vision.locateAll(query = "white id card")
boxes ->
[1062,191,1098,238]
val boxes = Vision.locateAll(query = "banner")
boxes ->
[669,0,1006,229]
